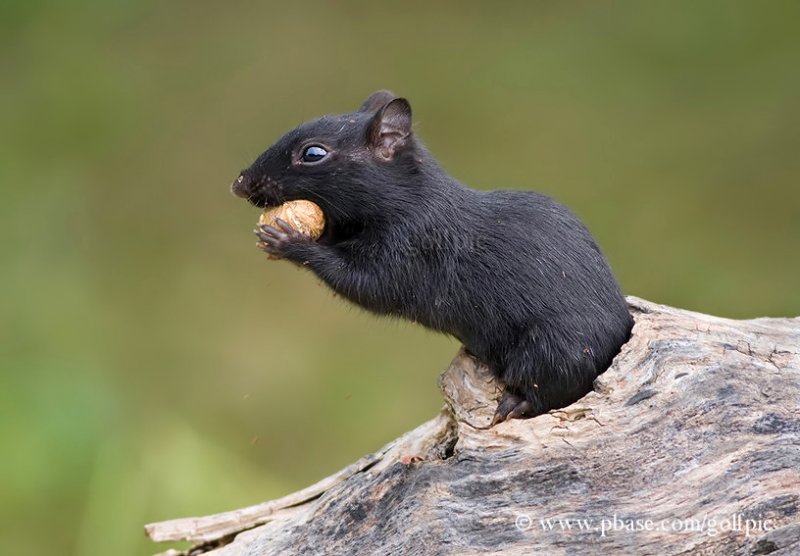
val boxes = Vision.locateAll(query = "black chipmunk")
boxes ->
[232,91,633,424]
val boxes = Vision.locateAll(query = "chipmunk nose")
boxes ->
[231,172,250,198]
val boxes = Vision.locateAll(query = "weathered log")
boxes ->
[146,297,800,556]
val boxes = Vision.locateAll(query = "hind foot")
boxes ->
[491,390,536,426]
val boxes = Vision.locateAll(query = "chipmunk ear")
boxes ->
[367,98,412,159]
[358,90,396,113]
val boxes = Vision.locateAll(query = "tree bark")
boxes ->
[146,297,800,556]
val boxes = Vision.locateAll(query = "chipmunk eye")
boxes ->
[301,145,328,163]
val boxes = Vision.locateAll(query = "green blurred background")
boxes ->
[2,1,798,554]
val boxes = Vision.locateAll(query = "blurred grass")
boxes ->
[1,1,798,554]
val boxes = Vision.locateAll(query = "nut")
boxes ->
[258,200,325,240]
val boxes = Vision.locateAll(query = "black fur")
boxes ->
[232,91,633,424]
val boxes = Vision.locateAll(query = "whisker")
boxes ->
[292,183,350,221]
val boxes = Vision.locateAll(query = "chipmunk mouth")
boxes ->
[230,172,283,208]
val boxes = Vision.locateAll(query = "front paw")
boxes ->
[254,218,314,261]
